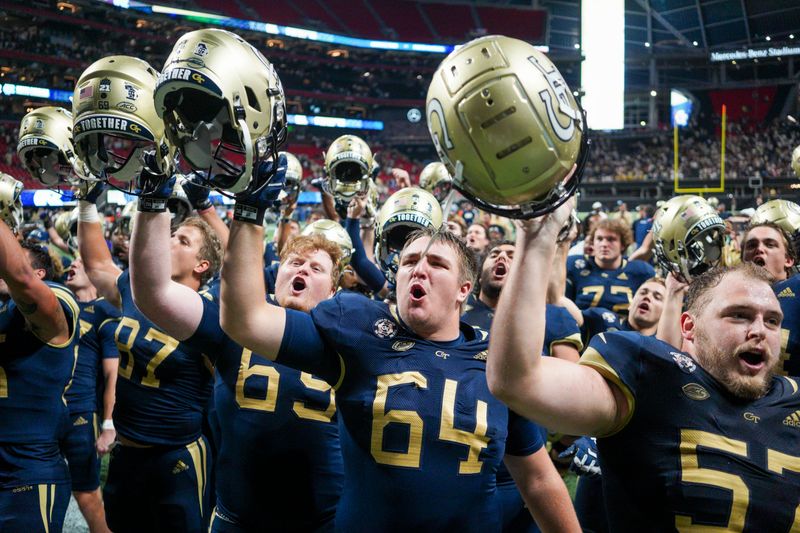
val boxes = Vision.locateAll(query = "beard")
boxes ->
[693,325,775,400]
[479,265,503,301]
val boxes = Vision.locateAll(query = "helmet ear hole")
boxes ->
[245,87,261,112]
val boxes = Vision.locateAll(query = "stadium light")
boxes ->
[581,0,624,130]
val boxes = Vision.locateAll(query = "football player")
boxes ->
[741,222,796,282]
[61,257,120,533]
[221,179,580,531]
[0,178,81,532]
[466,223,491,254]
[566,218,655,315]
[129,166,344,532]
[462,240,581,532]
[488,200,800,531]
[73,55,222,532]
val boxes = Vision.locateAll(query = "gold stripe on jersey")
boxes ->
[579,347,636,436]
[333,353,346,391]
[785,376,799,395]
[550,333,584,354]
[47,286,79,348]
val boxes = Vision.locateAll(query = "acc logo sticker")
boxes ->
[391,340,415,352]
[374,318,397,339]
[116,102,137,113]
[671,352,696,373]
[682,383,709,401]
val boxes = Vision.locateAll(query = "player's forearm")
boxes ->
[321,192,339,222]
[220,221,285,359]
[0,219,68,342]
[656,290,685,349]
[130,211,204,340]
[101,360,117,421]
[629,231,653,262]
[518,451,581,533]
[78,202,114,270]
[198,207,229,249]
[546,243,569,304]
[487,234,554,401]
[47,227,71,254]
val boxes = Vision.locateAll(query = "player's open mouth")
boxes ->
[291,277,307,294]
[738,350,766,374]
[492,263,508,278]
[66,269,76,282]
[752,257,766,267]
[409,282,427,302]
[637,302,650,313]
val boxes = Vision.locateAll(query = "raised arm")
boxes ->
[183,173,229,249]
[656,273,689,349]
[220,162,288,360]
[486,201,626,437]
[130,209,204,340]
[77,183,121,307]
[0,219,71,345]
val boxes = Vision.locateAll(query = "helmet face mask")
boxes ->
[154,29,287,195]
[653,196,724,282]
[374,188,444,282]
[325,135,374,202]
[18,107,89,186]
[426,35,588,219]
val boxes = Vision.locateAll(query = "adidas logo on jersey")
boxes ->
[617,273,628,280]
[73,416,89,426]
[778,287,796,298]
[84,305,95,313]
[783,410,800,428]
[172,460,189,474]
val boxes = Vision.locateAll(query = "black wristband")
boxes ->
[138,197,169,213]
[195,198,213,211]
[233,203,266,225]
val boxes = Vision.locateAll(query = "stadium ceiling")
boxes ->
[536,0,800,53]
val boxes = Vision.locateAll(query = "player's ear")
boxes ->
[194,259,211,277]
[457,280,472,305]
[680,311,695,342]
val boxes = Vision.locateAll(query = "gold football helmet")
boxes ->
[73,56,170,182]
[54,207,80,250]
[0,173,23,234]
[426,35,587,219]
[418,162,452,203]
[17,107,90,186]
[750,199,800,252]
[301,219,354,266]
[280,151,302,208]
[653,195,725,282]
[324,135,374,201]
[375,187,443,281]
[154,28,287,194]
[792,146,800,177]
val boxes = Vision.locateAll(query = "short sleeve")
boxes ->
[504,410,545,457]
[277,303,342,386]
[545,305,583,354]
[183,296,226,352]
[578,330,643,435]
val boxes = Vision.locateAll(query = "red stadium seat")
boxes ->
[371,0,436,42]
[420,2,474,41]
[322,0,383,39]
[474,6,547,43]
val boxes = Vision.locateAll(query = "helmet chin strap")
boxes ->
[237,114,253,190]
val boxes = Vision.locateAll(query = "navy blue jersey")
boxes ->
[279,293,544,532]
[184,295,343,530]
[566,256,655,315]
[580,331,800,532]
[113,271,214,446]
[776,275,800,377]
[263,241,280,268]
[65,298,120,414]
[632,218,652,248]
[0,283,79,487]
[462,296,582,356]
[580,306,637,347]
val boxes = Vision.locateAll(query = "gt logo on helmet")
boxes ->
[527,55,580,142]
